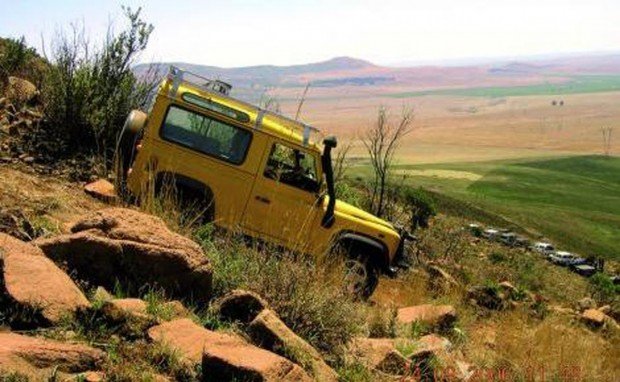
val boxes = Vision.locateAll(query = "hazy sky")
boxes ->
[1,0,619,67]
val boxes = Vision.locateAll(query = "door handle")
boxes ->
[255,195,271,204]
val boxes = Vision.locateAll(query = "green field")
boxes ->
[388,75,620,98]
[355,155,620,260]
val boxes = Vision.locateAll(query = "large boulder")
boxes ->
[0,332,105,380]
[147,318,311,381]
[348,337,408,375]
[397,304,457,331]
[35,208,212,301]
[249,309,338,381]
[0,233,90,325]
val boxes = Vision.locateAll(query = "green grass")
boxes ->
[388,75,620,98]
[354,155,620,260]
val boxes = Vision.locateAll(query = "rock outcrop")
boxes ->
[212,289,337,380]
[35,208,212,301]
[147,318,312,381]
[0,233,90,325]
[249,309,338,381]
[0,332,105,380]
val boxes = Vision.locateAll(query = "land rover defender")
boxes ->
[116,66,411,297]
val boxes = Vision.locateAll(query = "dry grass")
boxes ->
[463,310,619,381]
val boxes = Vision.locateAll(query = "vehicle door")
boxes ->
[152,103,260,227]
[242,139,322,251]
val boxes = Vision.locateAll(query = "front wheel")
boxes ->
[343,255,379,300]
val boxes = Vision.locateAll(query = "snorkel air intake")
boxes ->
[321,136,337,228]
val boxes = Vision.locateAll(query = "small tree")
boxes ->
[39,6,155,165]
[362,105,414,218]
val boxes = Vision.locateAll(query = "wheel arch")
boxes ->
[333,231,390,272]
[154,171,216,219]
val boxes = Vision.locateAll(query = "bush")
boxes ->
[37,7,156,164]
[336,181,365,208]
[402,186,437,231]
[588,273,619,303]
[0,36,38,83]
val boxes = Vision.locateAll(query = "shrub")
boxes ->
[37,7,156,165]
[402,186,437,231]
[0,36,37,83]
[588,273,619,303]
[336,181,365,208]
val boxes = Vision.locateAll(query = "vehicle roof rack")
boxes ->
[166,65,321,146]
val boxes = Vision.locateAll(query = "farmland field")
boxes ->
[388,75,620,98]
[352,155,620,260]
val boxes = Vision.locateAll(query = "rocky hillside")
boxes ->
[0,160,618,381]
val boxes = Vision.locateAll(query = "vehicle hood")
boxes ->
[334,199,395,231]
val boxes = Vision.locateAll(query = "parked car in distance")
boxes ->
[482,228,499,240]
[499,232,517,246]
[549,251,577,266]
[532,242,555,255]
[567,256,587,267]
[571,264,597,277]
[514,236,530,248]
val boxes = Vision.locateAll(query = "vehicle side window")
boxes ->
[264,143,319,192]
[161,106,251,164]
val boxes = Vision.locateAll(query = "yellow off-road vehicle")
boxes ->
[116,66,411,297]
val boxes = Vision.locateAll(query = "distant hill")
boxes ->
[134,52,620,100]
[134,56,378,87]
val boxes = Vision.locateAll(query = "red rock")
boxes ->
[249,309,338,381]
[581,309,606,327]
[0,332,105,379]
[348,337,408,375]
[147,319,311,381]
[84,179,117,202]
[35,208,212,302]
[410,334,452,357]
[397,304,457,329]
[0,233,90,324]
[101,298,148,321]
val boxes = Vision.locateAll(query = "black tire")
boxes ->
[343,254,379,300]
[115,110,146,198]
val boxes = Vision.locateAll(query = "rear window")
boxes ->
[161,106,251,164]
